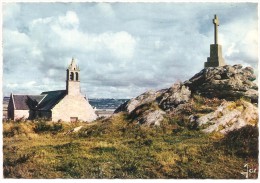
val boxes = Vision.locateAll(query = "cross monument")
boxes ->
[213,14,219,44]
[204,14,225,68]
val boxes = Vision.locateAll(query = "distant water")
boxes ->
[3,97,129,110]
[88,98,129,109]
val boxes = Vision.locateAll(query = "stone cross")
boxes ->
[213,14,219,44]
[204,14,225,68]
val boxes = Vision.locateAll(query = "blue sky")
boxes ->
[2,2,258,98]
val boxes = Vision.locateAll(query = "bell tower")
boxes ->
[66,58,80,95]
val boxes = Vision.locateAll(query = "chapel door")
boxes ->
[70,117,78,122]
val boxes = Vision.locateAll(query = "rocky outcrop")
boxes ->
[115,83,190,126]
[115,65,258,129]
[114,90,164,114]
[137,109,166,126]
[157,82,191,111]
[184,65,258,102]
[125,100,166,126]
[197,100,258,134]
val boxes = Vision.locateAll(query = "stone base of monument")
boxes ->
[204,44,225,68]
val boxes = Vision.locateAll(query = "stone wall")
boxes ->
[51,94,97,122]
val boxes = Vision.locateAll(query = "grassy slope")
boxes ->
[3,112,258,179]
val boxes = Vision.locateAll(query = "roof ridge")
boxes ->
[37,94,48,106]
[41,90,66,93]
[12,94,44,96]
[11,93,16,110]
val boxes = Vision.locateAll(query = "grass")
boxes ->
[3,113,258,179]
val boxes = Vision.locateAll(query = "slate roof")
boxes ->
[37,90,67,111]
[11,90,67,111]
[12,95,45,110]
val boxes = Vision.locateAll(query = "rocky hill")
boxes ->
[3,64,258,179]
[115,64,258,134]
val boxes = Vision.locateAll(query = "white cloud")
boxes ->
[96,3,115,18]
[27,11,137,61]
[101,31,137,60]
[6,83,18,89]
[2,3,258,98]
[3,29,31,47]
[241,29,258,60]
[221,16,258,66]
[59,11,79,28]
[226,43,239,57]
[3,3,20,25]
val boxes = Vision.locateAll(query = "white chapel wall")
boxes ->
[51,94,97,122]
[14,110,30,120]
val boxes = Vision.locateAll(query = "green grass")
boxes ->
[3,114,258,179]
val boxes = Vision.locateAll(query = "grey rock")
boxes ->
[214,74,221,80]
[137,109,166,126]
[157,82,191,110]
[233,64,243,69]
[114,90,163,113]
[184,65,258,102]
[197,100,258,134]
[114,64,258,131]
[115,83,191,114]
[64,126,83,135]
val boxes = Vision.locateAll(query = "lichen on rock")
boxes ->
[184,64,258,102]
[197,100,258,134]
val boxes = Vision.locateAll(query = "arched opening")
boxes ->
[76,72,79,81]
[70,72,74,81]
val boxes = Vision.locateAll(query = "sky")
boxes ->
[2,2,258,99]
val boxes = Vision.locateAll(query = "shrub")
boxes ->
[34,121,63,133]
[143,139,153,146]
[52,123,63,132]
[34,121,51,132]
[3,121,35,137]
[217,125,258,158]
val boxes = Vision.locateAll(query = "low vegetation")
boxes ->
[3,112,258,179]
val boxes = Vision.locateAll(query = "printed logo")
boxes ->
[241,163,257,179]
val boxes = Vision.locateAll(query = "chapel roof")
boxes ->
[12,94,45,110]
[11,90,67,111]
[37,90,67,111]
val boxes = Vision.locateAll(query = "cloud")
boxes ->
[2,3,21,28]
[96,3,115,18]
[2,3,258,99]
[28,11,136,60]
[221,17,258,67]
[58,11,79,28]
[226,43,239,57]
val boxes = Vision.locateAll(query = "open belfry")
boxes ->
[204,14,226,68]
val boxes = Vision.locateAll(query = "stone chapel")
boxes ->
[8,58,97,122]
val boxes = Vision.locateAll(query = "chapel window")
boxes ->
[76,72,79,81]
[70,72,74,80]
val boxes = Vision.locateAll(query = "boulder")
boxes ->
[137,109,166,126]
[157,82,191,110]
[114,89,165,113]
[197,100,258,134]
[64,125,83,135]
[184,65,258,102]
